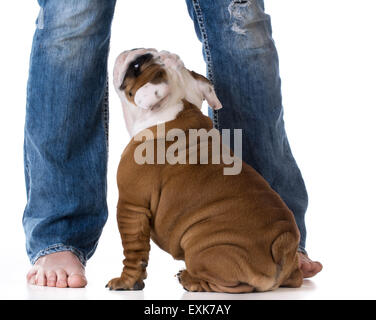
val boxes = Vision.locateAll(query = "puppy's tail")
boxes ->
[271,231,303,288]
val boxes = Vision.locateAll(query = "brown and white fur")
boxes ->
[107,48,303,293]
[113,48,222,137]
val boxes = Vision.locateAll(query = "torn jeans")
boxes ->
[23,0,308,266]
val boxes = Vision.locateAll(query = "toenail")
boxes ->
[56,281,67,288]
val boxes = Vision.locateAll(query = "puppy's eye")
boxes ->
[129,91,133,97]
[133,63,141,77]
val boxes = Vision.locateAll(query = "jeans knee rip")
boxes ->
[228,0,270,48]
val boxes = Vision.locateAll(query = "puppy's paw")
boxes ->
[176,269,204,292]
[106,277,145,291]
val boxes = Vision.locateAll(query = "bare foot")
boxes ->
[298,252,323,278]
[27,251,87,288]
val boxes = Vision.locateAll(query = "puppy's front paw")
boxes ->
[106,277,145,291]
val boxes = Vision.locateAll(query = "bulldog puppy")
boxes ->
[106,48,303,293]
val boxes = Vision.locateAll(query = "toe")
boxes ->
[301,260,323,278]
[317,262,323,272]
[305,261,323,278]
[67,274,87,288]
[301,263,314,278]
[301,260,314,272]
[46,271,57,287]
[56,269,68,288]
[28,274,37,286]
[26,269,37,283]
[36,270,46,286]
[298,252,324,278]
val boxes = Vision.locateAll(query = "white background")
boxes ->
[0,0,375,300]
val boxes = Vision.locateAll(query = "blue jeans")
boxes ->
[23,0,308,265]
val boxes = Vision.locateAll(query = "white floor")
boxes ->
[2,189,376,300]
[1,234,375,300]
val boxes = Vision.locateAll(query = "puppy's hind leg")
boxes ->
[177,269,254,293]
[271,232,303,288]
[177,269,210,292]
[280,254,303,288]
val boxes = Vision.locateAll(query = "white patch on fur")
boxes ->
[134,82,170,110]
[158,51,185,70]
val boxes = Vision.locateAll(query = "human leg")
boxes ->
[24,0,117,286]
[185,0,308,252]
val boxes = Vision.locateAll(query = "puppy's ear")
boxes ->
[134,70,170,110]
[190,70,223,110]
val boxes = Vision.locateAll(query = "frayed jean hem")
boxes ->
[30,243,86,267]
[298,246,308,256]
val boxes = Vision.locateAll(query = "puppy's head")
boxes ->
[113,49,168,111]
[114,48,222,112]
[114,49,222,136]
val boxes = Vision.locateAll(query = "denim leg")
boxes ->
[23,0,116,265]
[185,0,308,253]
